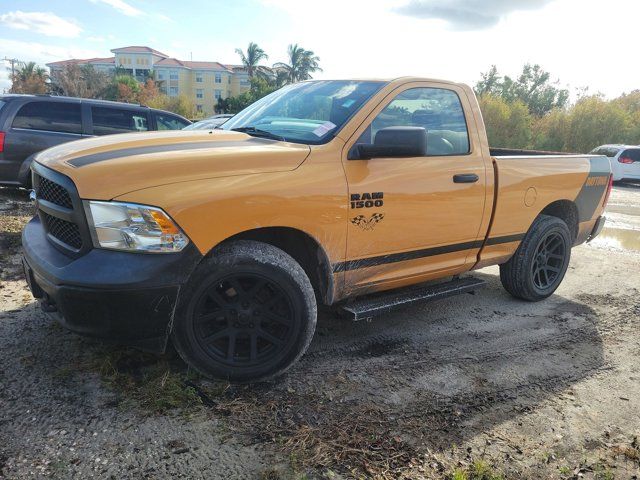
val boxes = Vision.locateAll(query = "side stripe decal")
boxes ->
[333,233,525,273]
[574,156,611,222]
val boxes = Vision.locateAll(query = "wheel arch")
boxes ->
[539,200,579,242]
[209,227,335,306]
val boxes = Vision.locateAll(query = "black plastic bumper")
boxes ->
[21,216,202,352]
[587,216,606,242]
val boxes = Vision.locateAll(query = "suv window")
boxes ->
[0,100,6,112]
[155,112,190,130]
[356,87,470,156]
[91,107,148,135]
[620,149,640,162]
[590,146,621,157]
[12,101,82,134]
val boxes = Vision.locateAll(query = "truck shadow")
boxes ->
[1,268,605,475]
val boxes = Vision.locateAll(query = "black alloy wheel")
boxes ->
[531,232,566,291]
[500,214,572,301]
[192,273,298,368]
[172,240,317,383]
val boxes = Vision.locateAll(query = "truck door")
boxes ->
[340,82,489,292]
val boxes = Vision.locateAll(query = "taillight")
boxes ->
[602,174,613,208]
[619,156,634,164]
[0,131,4,153]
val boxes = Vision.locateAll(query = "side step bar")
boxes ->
[341,276,486,321]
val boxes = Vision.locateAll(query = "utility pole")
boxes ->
[2,57,18,93]
[3,56,18,77]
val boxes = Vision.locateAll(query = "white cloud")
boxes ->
[394,0,553,30]
[90,0,143,17]
[257,0,640,98]
[0,10,82,38]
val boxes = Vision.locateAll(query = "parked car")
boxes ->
[22,77,612,382]
[0,95,191,187]
[590,144,640,182]
[183,114,234,130]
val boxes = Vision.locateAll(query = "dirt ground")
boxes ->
[0,183,639,480]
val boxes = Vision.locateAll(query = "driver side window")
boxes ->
[356,87,470,156]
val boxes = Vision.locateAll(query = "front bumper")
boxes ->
[22,215,202,352]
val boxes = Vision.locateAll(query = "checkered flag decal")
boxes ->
[351,213,385,231]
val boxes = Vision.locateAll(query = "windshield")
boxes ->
[590,146,621,157]
[222,80,386,144]
[183,117,230,130]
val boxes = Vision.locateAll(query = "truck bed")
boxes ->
[490,147,577,157]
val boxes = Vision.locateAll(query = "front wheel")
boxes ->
[172,240,317,383]
[500,215,572,301]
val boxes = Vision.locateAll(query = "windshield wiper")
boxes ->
[231,126,286,142]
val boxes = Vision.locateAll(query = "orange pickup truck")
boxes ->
[22,77,612,382]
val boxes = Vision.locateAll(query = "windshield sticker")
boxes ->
[342,99,356,108]
[312,121,337,137]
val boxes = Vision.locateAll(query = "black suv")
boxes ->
[0,95,191,187]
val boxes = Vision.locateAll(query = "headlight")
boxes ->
[85,201,189,253]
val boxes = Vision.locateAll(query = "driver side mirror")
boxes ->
[348,126,427,160]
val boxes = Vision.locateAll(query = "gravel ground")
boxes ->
[0,183,639,479]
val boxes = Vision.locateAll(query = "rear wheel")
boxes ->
[172,240,317,382]
[500,215,572,301]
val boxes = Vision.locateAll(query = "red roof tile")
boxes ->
[110,46,168,57]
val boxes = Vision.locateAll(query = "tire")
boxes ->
[172,240,317,383]
[499,215,572,302]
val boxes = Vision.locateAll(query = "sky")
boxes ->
[0,0,637,98]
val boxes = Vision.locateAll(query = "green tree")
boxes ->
[475,65,501,97]
[478,94,532,148]
[10,61,48,94]
[564,95,632,152]
[273,44,321,83]
[145,93,196,118]
[225,77,278,113]
[531,108,570,151]
[476,64,568,116]
[235,42,269,78]
[103,75,140,102]
[51,64,110,98]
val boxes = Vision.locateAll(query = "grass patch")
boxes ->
[447,460,505,480]
[200,386,431,479]
[83,347,204,414]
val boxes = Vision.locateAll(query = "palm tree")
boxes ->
[235,42,269,78]
[15,61,48,83]
[273,44,322,84]
[10,61,48,94]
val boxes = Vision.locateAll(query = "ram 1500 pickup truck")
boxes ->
[21,78,612,382]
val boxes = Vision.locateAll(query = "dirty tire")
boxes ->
[172,240,317,383]
[500,215,572,302]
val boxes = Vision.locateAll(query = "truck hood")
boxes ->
[34,130,311,199]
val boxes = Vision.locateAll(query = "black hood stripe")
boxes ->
[66,138,274,168]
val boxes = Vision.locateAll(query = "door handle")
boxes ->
[453,173,479,183]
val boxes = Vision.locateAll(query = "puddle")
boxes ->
[591,227,640,252]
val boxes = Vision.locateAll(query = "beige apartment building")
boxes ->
[47,46,251,115]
